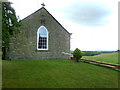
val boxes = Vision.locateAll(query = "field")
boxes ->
[82,52,119,65]
[2,59,118,88]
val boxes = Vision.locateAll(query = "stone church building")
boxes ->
[7,6,71,60]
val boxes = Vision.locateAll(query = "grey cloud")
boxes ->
[62,1,113,26]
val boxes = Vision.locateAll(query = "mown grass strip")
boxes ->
[2,60,118,88]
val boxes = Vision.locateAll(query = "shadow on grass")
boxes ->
[82,60,120,71]
[70,58,120,71]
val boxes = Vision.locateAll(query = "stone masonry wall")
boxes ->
[7,7,71,60]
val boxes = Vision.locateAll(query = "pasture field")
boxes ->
[82,52,119,65]
[2,59,118,88]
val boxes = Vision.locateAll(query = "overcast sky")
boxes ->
[9,0,119,51]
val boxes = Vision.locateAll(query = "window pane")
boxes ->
[38,26,48,50]
[39,27,47,37]
[38,36,47,49]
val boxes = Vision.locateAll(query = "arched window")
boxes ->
[37,26,48,50]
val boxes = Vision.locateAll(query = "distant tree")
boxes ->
[73,48,82,62]
[82,51,101,56]
[116,50,120,52]
[2,2,21,60]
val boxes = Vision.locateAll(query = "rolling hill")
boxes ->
[82,52,119,65]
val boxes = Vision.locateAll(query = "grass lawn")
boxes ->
[2,59,119,88]
[82,52,119,65]
[0,51,2,89]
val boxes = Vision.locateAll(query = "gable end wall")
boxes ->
[7,8,71,60]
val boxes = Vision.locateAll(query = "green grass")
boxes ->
[82,52,119,65]
[2,59,118,88]
[0,51,2,89]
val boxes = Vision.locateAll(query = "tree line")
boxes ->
[71,50,117,56]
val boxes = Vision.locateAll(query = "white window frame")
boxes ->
[37,26,48,50]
